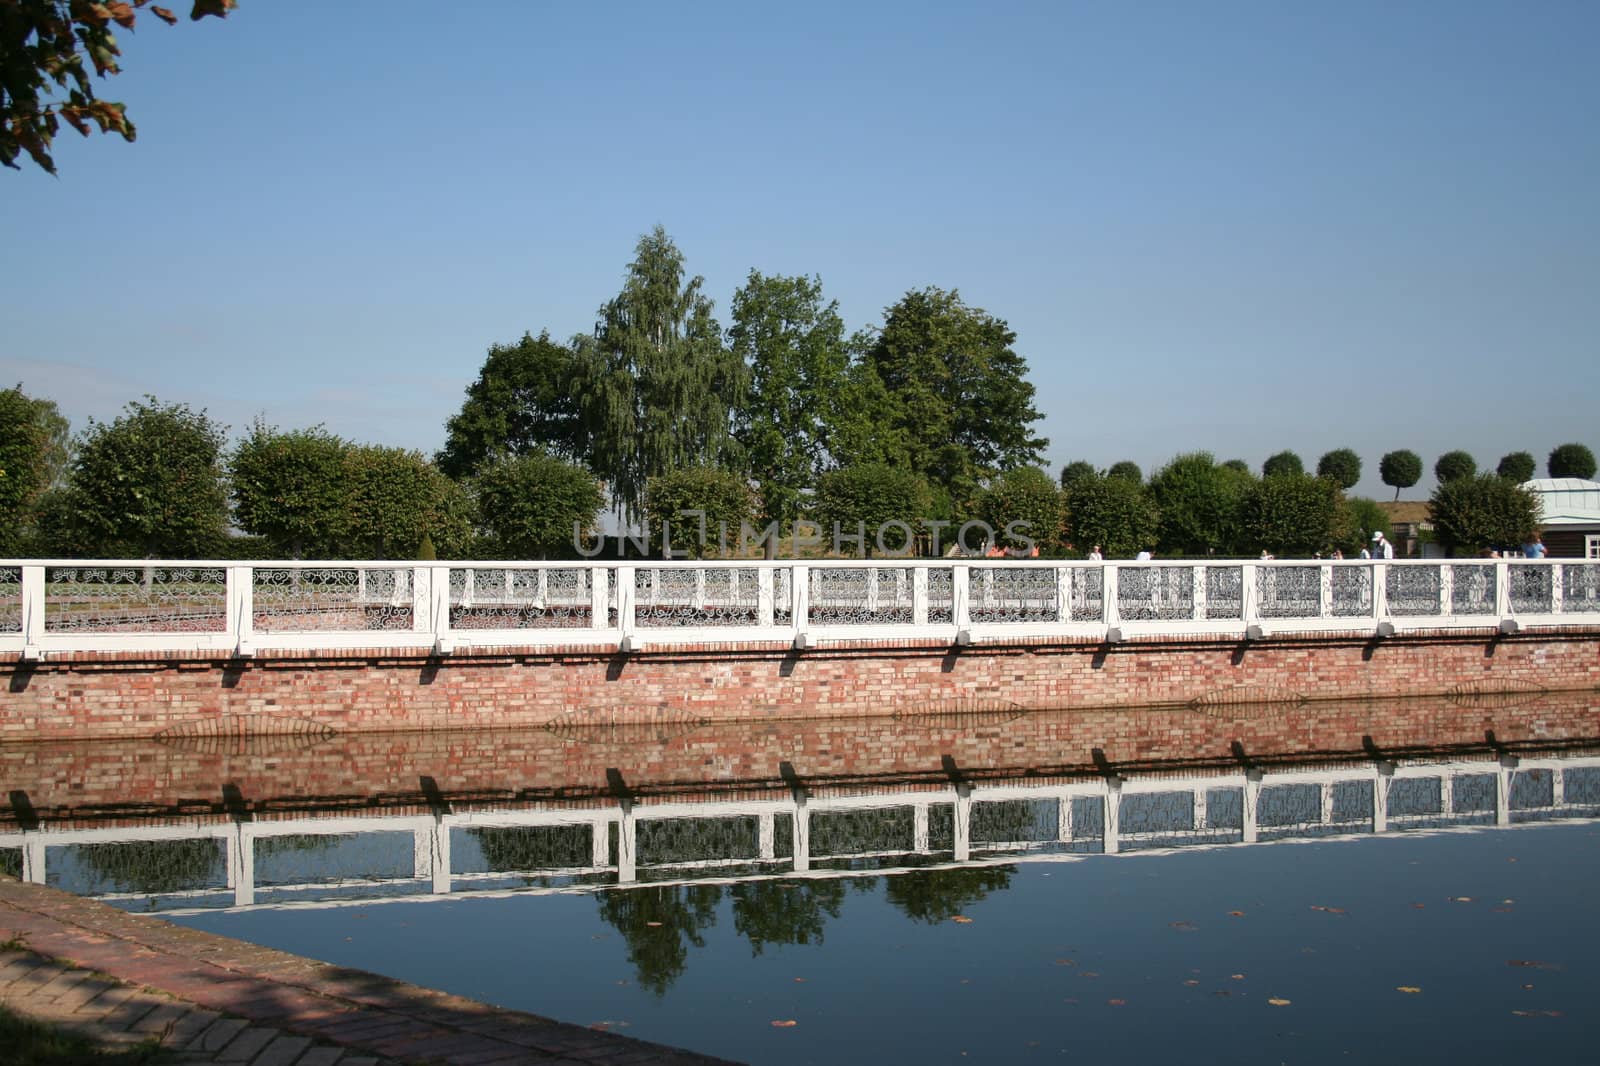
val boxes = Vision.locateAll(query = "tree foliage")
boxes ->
[643,466,755,557]
[1337,496,1390,556]
[1379,449,1422,501]
[62,397,228,557]
[1316,448,1361,490]
[1063,473,1159,559]
[2,0,234,174]
[863,287,1045,512]
[1548,442,1597,480]
[1058,460,1097,490]
[811,464,931,555]
[1428,474,1540,557]
[436,331,587,479]
[1148,451,1254,556]
[1433,450,1477,484]
[728,271,849,527]
[1496,451,1536,483]
[0,385,55,552]
[1241,473,1342,557]
[976,467,1062,551]
[1106,460,1142,484]
[229,422,349,558]
[473,451,604,559]
[1221,458,1250,474]
[341,445,471,559]
[584,227,745,524]
[1262,450,1304,479]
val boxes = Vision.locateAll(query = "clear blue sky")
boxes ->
[3,0,1596,500]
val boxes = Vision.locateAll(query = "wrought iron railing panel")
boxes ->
[1562,563,1600,613]
[1386,565,1442,617]
[1331,566,1373,617]
[928,567,955,624]
[970,799,1058,845]
[1508,565,1553,614]
[1070,567,1105,622]
[809,567,915,625]
[810,806,914,857]
[1256,565,1320,619]
[1450,564,1496,615]
[0,566,20,633]
[253,567,414,632]
[638,816,761,866]
[461,825,596,875]
[254,832,414,887]
[49,839,227,898]
[773,569,792,626]
[450,568,596,629]
[968,566,1056,623]
[1118,565,1195,621]
[1204,566,1242,620]
[1257,782,1372,840]
[634,567,764,627]
[44,566,227,633]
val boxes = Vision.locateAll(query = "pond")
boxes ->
[4,694,1598,1064]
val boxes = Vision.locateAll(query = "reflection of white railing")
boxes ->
[6,752,1596,912]
[1,558,1596,659]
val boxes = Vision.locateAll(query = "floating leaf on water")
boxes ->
[793,977,806,983]
[1107,999,1126,1006]
[1230,974,1246,981]
[771,1019,799,1028]
[1396,986,1423,994]
[1053,959,1075,966]
[1227,911,1245,917]
[951,915,974,924]
[645,921,663,927]
[1268,998,1292,1007]
[1450,897,1473,903]
[1183,980,1201,987]
[1080,971,1100,978]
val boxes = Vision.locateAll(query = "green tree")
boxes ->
[1058,460,1097,490]
[1148,451,1254,556]
[1547,442,1597,480]
[1433,450,1477,484]
[643,466,755,558]
[1241,473,1342,557]
[0,385,54,552]
[229,422,350,558]
[976,467,1062,551]
[436,331,588,479]
[1496,451,1536,483]
[595,884,723,996]
[1063,473,1159,559]
[341,446,471,559]
[1106,460,1142,484]
[583,227,746,524]
[1221,458,1250,474]
[863,287,1046,512]
[1337,497,1390,556]
[1428,474,1540,556]
[728,271,849,527]
[811,464,932,556]
[474,452,604,558]
[1379,449,1422,501]
[814,349,911,471]
[2,1,234,174]
[64,397,228,556]
[883,866,1014,924]
[1262,450,1304,478]
[1316,448,1362,489]
[730,879,847,956]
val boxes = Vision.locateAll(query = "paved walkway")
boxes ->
[1,877,737,1065]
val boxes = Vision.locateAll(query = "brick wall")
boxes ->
[1,628,1596,745]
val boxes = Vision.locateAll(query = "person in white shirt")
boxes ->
[1086,545,1103,561]
[1371,531,1394,559]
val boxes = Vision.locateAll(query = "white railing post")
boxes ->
[1495,559,1511,618]
[21,835,45,884]
[430,565,451,645]
[1103,564,1119,628]
[953,784,972,862]
[913,567,930,627]
[1103,779,1122,854]
[1439,565,1454,617]
[1551,564,1564,615]
[231,826,255,907]
[1318,564,1333,619]
[617,804,637,883]
[1373,769,1389,833]
[613,566,633,640]
[228,565,254,653]
[1552,767,1565,807]
[1241,563,1259,633]
[1440,773,1454,818]
[952,564,970,630]
[1372,562,1389,624]
[758,567,775,628]
[1242,775,1259,843]
[591,566,611,630]
[1057,795,1073,842]
[791,793,810,873]
[792,564,809,634]
[1194,787,1208,830]
[429,818,452,894]
[1496,766,1512,826]
[914,802,931,852]
[1057,566,1073,625]
[21,564,45,650]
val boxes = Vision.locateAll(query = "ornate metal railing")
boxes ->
[7,751,1596,912]
[0,558,1595,658]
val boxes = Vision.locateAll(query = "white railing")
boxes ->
[0,557,1596,659]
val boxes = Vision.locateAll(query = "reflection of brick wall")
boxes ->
[2,693,1596,826]
[2,631,1598,744]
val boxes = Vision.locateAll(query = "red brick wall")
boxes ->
[1,628,1596,745]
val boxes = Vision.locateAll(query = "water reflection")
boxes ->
[4,694,1600,999]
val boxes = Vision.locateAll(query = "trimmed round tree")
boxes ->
[1315,448,1362,490]
[1106,460,1142,484]
[643,466,756,558]
[1379,449,1422,501]
[1261,450,1304,479]
[811,464,933,556]
[1428,474,1540,557]
[1548,442,1597,480]
[476,452,606,558]
[1221,459,1250,474]
[1063,473,1160,559]
[1496,451,1537,483]
[1058,460,1097,490]
[1433,450,1477,484]
[229,422,350,558]
[1148,451,1254,557]
[341,446,473,559]
[977,466,1063,551]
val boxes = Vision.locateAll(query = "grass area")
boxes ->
[0,1002,169,1065]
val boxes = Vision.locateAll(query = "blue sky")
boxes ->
[3,0,1596,500]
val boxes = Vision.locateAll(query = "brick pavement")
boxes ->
[0,876,738,1065]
